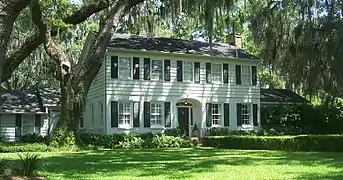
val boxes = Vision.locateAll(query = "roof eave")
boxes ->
[107,47,260,64]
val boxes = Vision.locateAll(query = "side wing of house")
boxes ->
[0,113,51,142]
[82,57,106,134]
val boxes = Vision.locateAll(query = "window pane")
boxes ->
[151,60,163,80]
[119,57,132,79]
[241,66,251,85]
[212,64,222,83]
[184,62,193,82]
[151,103,163,126]
[119,102,131,125]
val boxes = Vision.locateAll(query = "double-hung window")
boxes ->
[241,66,251,85]
[212,64,222,83]
[119,102,131,126]
[151,103,163,127]
[212,104,221,125]
[184,61,193,82]
[119,57,132,79]
[242,104,251,125]
[151,60,163,80]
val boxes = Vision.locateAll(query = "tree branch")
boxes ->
[63,0,110,25]
[0,0,112,82]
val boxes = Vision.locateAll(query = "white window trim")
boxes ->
[241,104,253,128]
[211,103,222,127]
[241,65,252,85]
[118,56,133,80]
[150,59,164,81]
[212,63,223,84]
[118,101,133,129]
[183,61,194,83]
[150,101,164,128]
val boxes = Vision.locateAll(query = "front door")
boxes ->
[178,107,189,136]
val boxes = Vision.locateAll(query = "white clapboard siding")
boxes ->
[0,114,15,142]
[83,49,260,135]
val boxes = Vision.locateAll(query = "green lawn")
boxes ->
[2,148,343,180]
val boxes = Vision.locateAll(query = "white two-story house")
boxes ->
[81,34,260,137]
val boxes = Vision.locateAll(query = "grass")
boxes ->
[1,148,343,179]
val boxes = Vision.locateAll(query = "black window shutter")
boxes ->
[252,66,257,85]
[237,103,242,126]
[35,115,41,127]
[133,57,140,80]
[224,103,230,126]
[177,60,183,82]
[235,65,241,85]
[144,58,150,80]
[194,62,200,83]
[164,102,171,127]
[15,115,22,137]
[164,60,170,81]
[223,63,229,84]
[111,101,118,127]
[111,56,118,79]
[206,103,212,127]
[144,102,151,127]
[206,63,212,83]
[253,104,258,126]
[133,102,140,127]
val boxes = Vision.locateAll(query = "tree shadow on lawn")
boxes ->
[23,148,343,179]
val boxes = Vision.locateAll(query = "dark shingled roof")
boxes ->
[0,88,60,113]
[108,34,258,60]
[260,88,308,104]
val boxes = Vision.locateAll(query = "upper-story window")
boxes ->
[151,60,163,80]
[119,57,132,79]
[241,66,251,85]
[183,61,193,82]
[212,64,222,83]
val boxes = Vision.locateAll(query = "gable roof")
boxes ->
[260,88,309,104]
[0,88,60,113]
[108,34,258,60]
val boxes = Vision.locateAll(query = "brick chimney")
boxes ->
[227,34,243,49]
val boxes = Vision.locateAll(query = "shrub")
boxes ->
[205,128,284,136]
[0,143,51,153]
[18,153,45,177]
[49,128,75,148]
[116,133,144,149]
[151,135,196,148]
[202,135,343,152]
[0,158,11,176]
[19,133,48,144]
[164,128,181,137]
[79,133,125,148]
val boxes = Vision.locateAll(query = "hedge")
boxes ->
[79,132,197,149]
[202,135,343,152]
[0,143,52,153]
